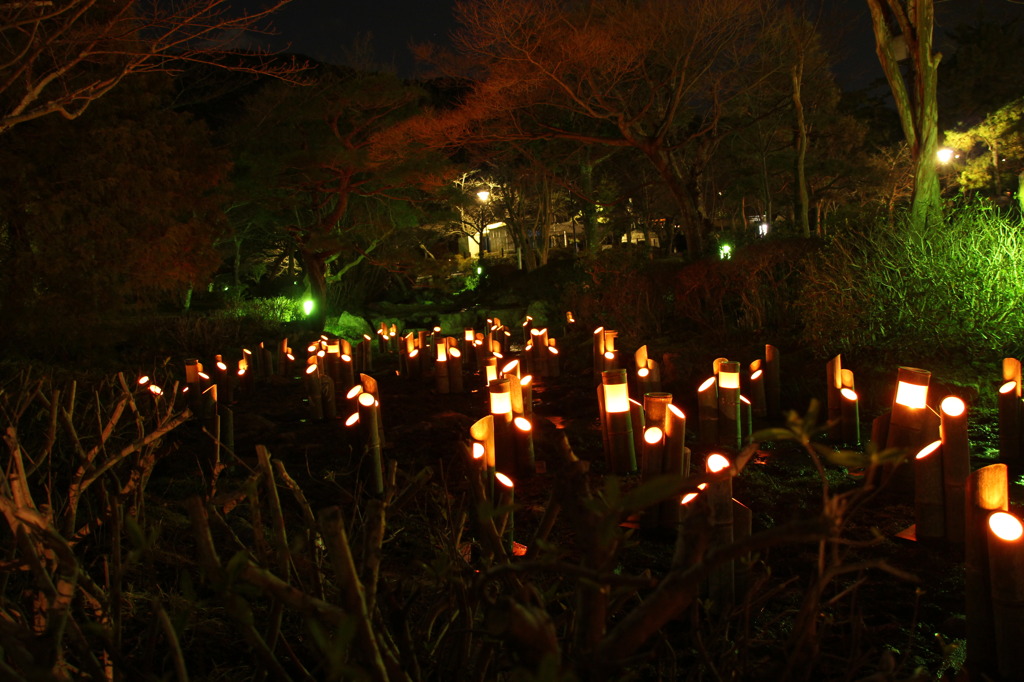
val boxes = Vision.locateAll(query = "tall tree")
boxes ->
[866,0,942,228]
[415,0,784,256]
[0,0,305,134]
[228,67,447,330]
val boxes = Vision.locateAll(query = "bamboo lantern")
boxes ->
[530,327,549,377]
[469,441,487,500]
[213,356,233,404]
[513,417,535,477]
[765,344,781,417]
[547,344,560,378]
[519,375,533,417]
[740,395,752,443]
[998,378,1020,465]
[495,472,516,556]
[706,453,735,607]
[826,354,844,440]
[965,463,1009,679]
[697,376,718,447]
[448,347,464,393]
[304,363,324,421]
[629,399,646,461]
[748,360,767,418]
[357,391,383,496]
[184,358,202,413]
[197,373,216,420]
[462,328,475,363]
[663,404,689,526]
[345,384,363,416]
[940,396,970,544]
[840,387,861,446]
[718,360,742,450]
[484,355,499,387]
[913,440,944,541]
[987,511,1024,682]
[501,358,520,380]
[435,343,450,394]
[489,378,516,475]
[601,369,636,475]
[360,373,385,447]
[644,392,673,433]
[886,367,931,450]
[641,426,665,482]
[470,415,496,501]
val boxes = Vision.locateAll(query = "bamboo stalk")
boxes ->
[965,463,1009,679]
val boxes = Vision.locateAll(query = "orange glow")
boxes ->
[523,316,532,327]
[358,392,376,407]
[718,367,740,390]
[490,390,512,416]
[341,354,352,363]
[409,349,419,358]
[346,385,363,399]
[449,347,461,359]
[465,329,475,341]
[514,417,532,432]
[604,351,615,360]
[437,344,447,361]
[698,376,716,393]
[495,472,514,488]
[895,380,928,409]
[548,347,559,355]
[638,367,650,378]
[915,440,942,460]
[841,387,858,401]
[941,396,966,417]
[520,375,533,387]
[305,364,318,375]
[594,326,604,335]
[138,375,150,385]
[472,442,485,461]
[681,483,708,505]
[706,453,730,473]
[148,385,163,396]
[750,369,763,380]
[502,360,519,375]
[307,344,317,353]
[198,372,209,380]
[644,426,664,444]
[485,364,498,384]
[345,413,359,426]
[603,381,630,413]
[989,511,1024,541]
[668,404,685,419]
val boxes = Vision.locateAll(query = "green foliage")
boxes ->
[799,203,1024,361]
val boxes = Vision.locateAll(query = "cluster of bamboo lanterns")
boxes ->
[696,356,764,452]
[342,373,386,496]
[638,392,688,528]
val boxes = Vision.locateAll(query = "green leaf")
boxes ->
[621,474,684,512]
[751,427,798,443]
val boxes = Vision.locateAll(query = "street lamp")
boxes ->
[937,147,954,164]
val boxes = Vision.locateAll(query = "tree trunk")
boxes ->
[299,249,328,333]
[867,0,943,229]
[579,158,600,252]
[792,59,811,238]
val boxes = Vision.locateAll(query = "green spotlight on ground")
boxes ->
[719,243,732,260]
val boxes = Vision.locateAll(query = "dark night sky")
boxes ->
[233,0,1024,90]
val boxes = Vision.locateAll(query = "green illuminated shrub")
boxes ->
[799,203,1024,361]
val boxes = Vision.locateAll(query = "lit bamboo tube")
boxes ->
[240,349,254,391]
[740,395,752,444]
[697,376,718,447]
[360,373,385,447]
[826,354,843,440]
[501,358,520,380]
[484,355,498,387]
[519,375,533,417]
[662,403,689,527]
[214,357,233,404]
[495,472,515,556]
[641,426,665,482]
[593,326,606,381]
[277,338,290,376]
[749,361,767,418]
[913,440,944,541]
[940,396,970,544]
[522,315,533,343]
[462,328,475,362]
[644,392,673,433]
[840,387,861,446]
[998,379,1020,465]
[547,345,560,378]
[706,453,735,607]
[185,358,202,414]
[509,375,524,419]
[965,463,1009,679]
[340,353,356,393]
[513,417,535,477]
[346,384,363,416]
[435,343,450,394]
[474,335,487,372]
[719,360,742,449]
[303,364,323,417]
[602,350,618,375]
[765,344,781,417]
[987,511,1024,682]
[490,378,516,476]
[358,391,383,496]
[886,366,931,450]
[602,369,636,475]
[530,328,549,377]
[636,366,654,400]
[468,441,487,502]
[471,415,496,501]
[448,347,464,393]
[198,373,216,420]
[629,399,645,467]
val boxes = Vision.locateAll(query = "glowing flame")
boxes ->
[895,380,928,409]
[138,375,150,386]
[148,385,163,396]
[502,360,519,375]
[841,388,858,401]
[915,440,942,460]
[495,472,514,488]
[345,413,360,427]
[490,389,512,416]
[514,417,532,432]
[638,367,650,378]
[707,453,730,473]
[520,375,532,387]
[644,427,664,445]
[358,392,376,407]
[346,385,363,399]
[305,364,318,375]
[668,404,685,419]
[449,347,462,358]
[750,369,763,380]
[989,511,1024,542]
[698,376,716,393]
[472,442,485,460]
[603,381,630,413]
[941,396,966,417]
[681,483,708,505]
[718,367,740,390]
